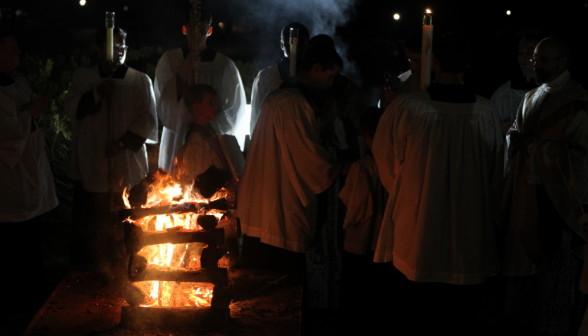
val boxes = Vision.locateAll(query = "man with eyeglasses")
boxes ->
[501,37,588,335]
[65,26,158,281]
[156,6,246,173]
[491,34,541,135]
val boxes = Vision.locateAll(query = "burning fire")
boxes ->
[124,170,226,308]
[134,281,214,308]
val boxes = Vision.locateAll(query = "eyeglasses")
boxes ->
[115,45,128,52]
[532,56,560,64]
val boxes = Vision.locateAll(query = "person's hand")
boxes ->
[25,95,51,119]
[179,50,201,82]
[105,141,124,157]
[97,80,116,99]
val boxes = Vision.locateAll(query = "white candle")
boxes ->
[105,12,115,62]
[290,28,298,77]
[420,9,433,90]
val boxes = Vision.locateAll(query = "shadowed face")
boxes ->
[311,64,340,91]
[191,93,218,125]
[533,41,567,85]
[518,38,538,75]
[183,23,212,50]
[0,35,21,72]
[406,48,422,75]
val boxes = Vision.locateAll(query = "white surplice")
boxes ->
[0,72,58,221]
[339,155,387,255]
[173,125,225,184]
[250,65,282,134]
[235,88,340,253]
[491,81,530,122]
[372,90,503,284]
[65,66,158,193]
[155,48,247,172]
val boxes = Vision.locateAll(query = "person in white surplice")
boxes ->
[0,29,58,309]
[173,84,225,184]
[490,34,541,135]
[65,27,157,278]
[156,8,246,172]
[249,22,309,134]
[236,44,343,334]
[372,33,503,335]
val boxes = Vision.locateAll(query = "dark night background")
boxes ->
[3,0,588,100]
[2,0,588,334]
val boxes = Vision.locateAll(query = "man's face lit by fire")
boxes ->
[102,34,127,66]
[183,23,212,50]
[406,48,421,75]
[0,35,21,72]
[191,93,218,125]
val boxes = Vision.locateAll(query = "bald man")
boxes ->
[502,37,588,334]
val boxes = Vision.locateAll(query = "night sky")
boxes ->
[2,0,588,102]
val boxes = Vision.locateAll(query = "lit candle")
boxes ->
[290,28,299,77]
[420,9,433,90]
[105,12,115,62]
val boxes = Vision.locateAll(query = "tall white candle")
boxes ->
[290,28,299,77]
[105,12,115,62]
[420,9,433,90]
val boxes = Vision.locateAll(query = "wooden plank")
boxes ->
[120,306,229,330]
[124,222,224,253]
[131,267,228,286]
[118,199,229,221]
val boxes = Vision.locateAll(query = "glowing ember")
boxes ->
[134,281,214,308]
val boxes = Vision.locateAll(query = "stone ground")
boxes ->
[23,268,302,336]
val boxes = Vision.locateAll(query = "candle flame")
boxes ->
[425,8,432,14]
[79,0,86,5]
[506,10,511,15]
[393,13,400,20]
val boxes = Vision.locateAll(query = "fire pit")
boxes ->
[119,169,234,331]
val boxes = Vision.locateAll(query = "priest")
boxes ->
[502,37,588,335]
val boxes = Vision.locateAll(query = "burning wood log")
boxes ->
[118,198,228,221]
[124,222,224,253]
[193,166,231,199]
[197,215,219,230]
[130,266,229,286]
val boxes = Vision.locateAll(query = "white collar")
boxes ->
[541,70,570,93]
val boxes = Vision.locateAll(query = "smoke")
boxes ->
[207,0,357,79]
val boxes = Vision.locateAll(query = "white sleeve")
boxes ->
[216,60,247,136]
[249,70,263,133]
[372,98,407,193]
[0,81,33,168]
[272,94,340,206]
[128,74,158,143]
[339,161,373,229]
[155,53,191,134]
